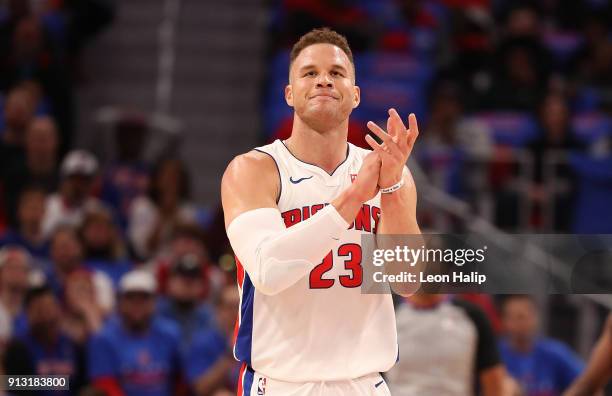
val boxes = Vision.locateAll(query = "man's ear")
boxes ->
[353,85,360,109]
[285,84,294,107]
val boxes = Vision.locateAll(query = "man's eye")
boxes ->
[331,71,343,77]
[305,71,316,77]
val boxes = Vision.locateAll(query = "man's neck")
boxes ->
[284,116,349,174]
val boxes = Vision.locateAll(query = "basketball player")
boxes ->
[221,28,420,395]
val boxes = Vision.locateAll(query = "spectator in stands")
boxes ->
[276,0,372,51]
[42,149,101,237]
[488,37,549,111]
[422,80,492,159]
[183,284,241,396]
[3,284,86,395]
[528,92,584,230]
[385,293,510,395]
[79,205,132,287]
[0,87,35,175]
[153,222,221,298]
[576,40,612,113]
[62,268,106,346]
[101,115,151,229]
[570,14,609,79]
[3,116,59,226]
[0,14,74,154]
[0,246,32,332]
[128,158,197,260]
[46,225,114,313]
[88,270,182,396]
[158,252,214,353]
[0,186,49,260]
[499,295,584,396]
[417,81,491,229]
[503,4,540,39]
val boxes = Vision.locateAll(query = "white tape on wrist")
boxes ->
[380,178,405,194]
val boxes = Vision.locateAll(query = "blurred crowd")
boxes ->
[266,0,612,233]
[0,0,610,395]
[0,1,241,395]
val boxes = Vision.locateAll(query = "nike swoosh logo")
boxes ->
[289,176,313,184]
[375,380,384,388]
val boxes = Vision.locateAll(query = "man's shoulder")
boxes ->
[535,338,578,359]
[151,317,182,342]
[224,149,279,180]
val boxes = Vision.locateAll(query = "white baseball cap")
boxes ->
[61,150,99,177]
[119,270,156,294]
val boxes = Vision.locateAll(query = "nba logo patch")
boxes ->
[350,174,357,183]
[257,377,267,395]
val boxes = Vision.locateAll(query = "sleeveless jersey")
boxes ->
[233,139,398,383]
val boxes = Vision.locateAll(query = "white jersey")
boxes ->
[233,139,398,384]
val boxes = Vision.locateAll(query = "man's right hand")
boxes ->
[351,151,382,203]
[331,151,381,224]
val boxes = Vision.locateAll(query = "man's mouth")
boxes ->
[310,93,338,100]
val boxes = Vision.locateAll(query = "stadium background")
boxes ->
[0,0,611,395]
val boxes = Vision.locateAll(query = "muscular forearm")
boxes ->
[378,175,422,296]
[379,186,419,235]
[331,184,369,224]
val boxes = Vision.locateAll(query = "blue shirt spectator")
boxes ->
[499,337,584,396]
[2,285,86,396]
[157,253,215,353]
[500,295,584,396]
[88,270,181,396]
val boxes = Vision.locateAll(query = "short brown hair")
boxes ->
[289,27,354,74]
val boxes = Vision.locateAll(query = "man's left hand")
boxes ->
[365,108,419,188]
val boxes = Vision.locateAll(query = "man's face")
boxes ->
[28,293,61,333]
[18,191,45,227]
[167,274,203,303]
[25,118,58,159]
[170,237,208,267]
[119,292,155,330]
[286,43,359,132]
[0,251,30,291]
[63,175,93,202]
[50,230,82,272]
[83,218,113,250]
[502,298,539,344]
[4,89,34,132]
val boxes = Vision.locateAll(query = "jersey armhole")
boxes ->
[253,149,282,204]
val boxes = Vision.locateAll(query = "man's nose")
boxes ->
[316,73,333,87]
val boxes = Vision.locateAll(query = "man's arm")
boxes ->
[564,316,612,396]
[366,110,422,295]
[192,355,234,396]
[222,150,381,295]
[480,365,514,396]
